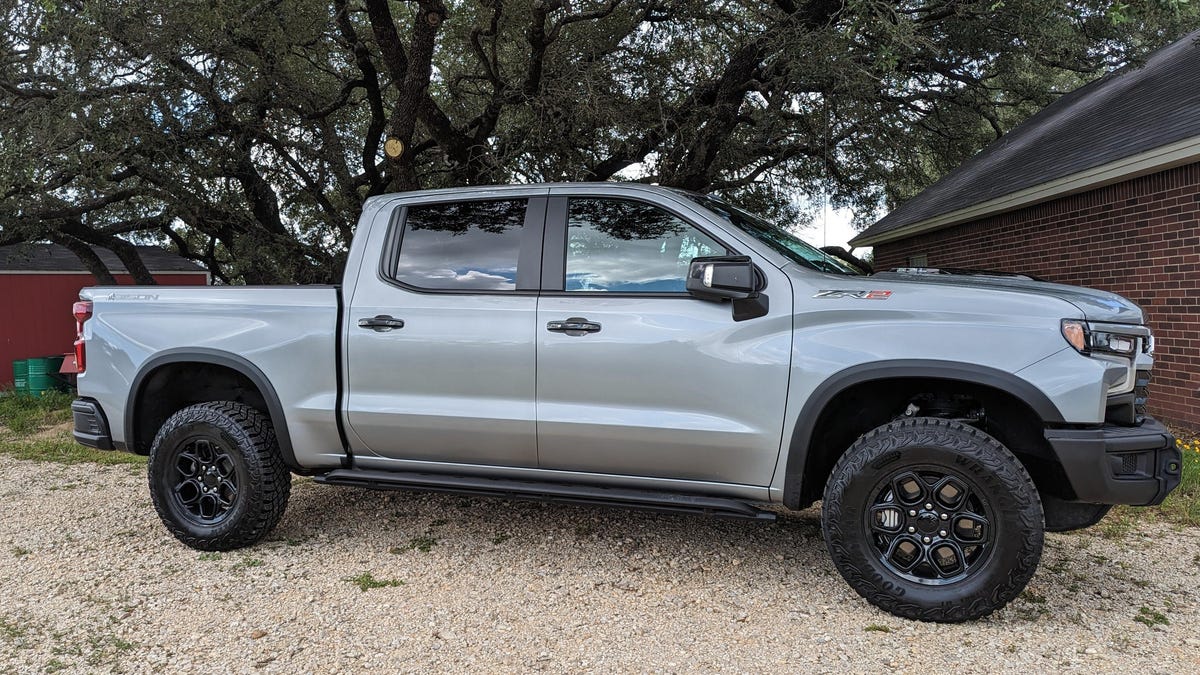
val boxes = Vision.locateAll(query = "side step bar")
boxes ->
[314,469,776,522]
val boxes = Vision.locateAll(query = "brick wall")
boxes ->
[874,161,1200,429]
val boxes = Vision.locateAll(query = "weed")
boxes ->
[198,552,222,561]
[1006,644,1018,654]
[863,624,892,633]
[43,658,68,673]
[0,390,74,434]
[1134,606,1169,627]
[0,618,26,640]
[233,557,264,569]
[1021,590,1047,604]
[345,572,403,592]
[492,533,511,545]
[574,524,595,537]
[404,536,438,553]
[11,546,30,557]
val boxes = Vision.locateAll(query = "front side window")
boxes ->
[564,198,725,293]
[393,199,527,291]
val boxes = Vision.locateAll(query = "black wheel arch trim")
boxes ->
[781,359,1065,509]
[125,348,301,472]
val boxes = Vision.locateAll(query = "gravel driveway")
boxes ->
[2,457,1198,674]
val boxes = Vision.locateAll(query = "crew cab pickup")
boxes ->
[71,183,1181,622]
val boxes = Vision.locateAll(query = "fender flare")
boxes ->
[125,348,299,471]
[780,359,1065,508]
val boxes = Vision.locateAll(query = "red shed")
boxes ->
[0,244,209,387]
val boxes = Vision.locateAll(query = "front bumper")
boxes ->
[71,398,114,450]
[1045,416,1180,506]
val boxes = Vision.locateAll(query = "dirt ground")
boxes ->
[1,457,1198,674]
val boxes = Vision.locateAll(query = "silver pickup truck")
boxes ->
[70,183,1181,622]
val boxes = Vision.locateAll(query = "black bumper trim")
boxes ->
[1045,416,1180,506]
[72,398,114,450]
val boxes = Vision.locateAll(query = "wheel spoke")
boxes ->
[175,479,202,506]
[870,505,905,534]
[891,472,926,505]
[885,537,924,572]
[952,512,988,543]
[198,494,219,519]
[929,542,965,577]
[215,454,235,477]
[933,476,968,510]
[177,450,203,477]
[217,481,238,507]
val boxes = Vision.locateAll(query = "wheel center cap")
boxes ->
[915,512,940,534]
[202,473,220,489]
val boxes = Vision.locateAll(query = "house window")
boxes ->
[907,253,928,267]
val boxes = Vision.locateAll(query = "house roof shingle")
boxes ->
[0,244,207,274]
[852,30,1200,246]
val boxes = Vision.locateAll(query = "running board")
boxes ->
[313,469,776,522]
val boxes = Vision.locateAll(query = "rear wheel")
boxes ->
[148,401,290,551]
[822,417,1044,622]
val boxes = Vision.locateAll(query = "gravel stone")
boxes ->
[1,458,1198,673]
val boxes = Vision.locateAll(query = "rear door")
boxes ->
[345,192,546,467]
[534,189,793,486]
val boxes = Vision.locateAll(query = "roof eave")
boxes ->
[852,133,1200,248]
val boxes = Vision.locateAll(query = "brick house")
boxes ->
[851,31,1200,428]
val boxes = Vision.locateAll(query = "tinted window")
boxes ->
[565,199,725,293]
[394,199,527,290]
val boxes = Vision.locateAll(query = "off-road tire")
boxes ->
[822,417,1044,622]
[148,401,291,551]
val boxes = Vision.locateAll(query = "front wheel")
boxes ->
[822,417,1044,622]
[148,401,291,551]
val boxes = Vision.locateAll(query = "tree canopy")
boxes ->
[1,0,1196,283]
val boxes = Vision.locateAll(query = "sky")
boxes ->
[797,203,864,252]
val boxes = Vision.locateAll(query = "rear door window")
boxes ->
[393,199,528,291]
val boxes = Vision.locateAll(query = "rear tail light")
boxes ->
[73,301,92,373]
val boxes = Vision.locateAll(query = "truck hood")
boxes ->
[871,271,1144,324]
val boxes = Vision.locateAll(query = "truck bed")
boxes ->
[77,286,346,469]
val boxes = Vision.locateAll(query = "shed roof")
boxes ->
[852,30,1200,247]
[0,244,207,274]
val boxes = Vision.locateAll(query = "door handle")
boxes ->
[547,317,601,335]
[358,315,405,332]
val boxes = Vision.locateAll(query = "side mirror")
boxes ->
[686,256,760,301]
[686,256,769,321]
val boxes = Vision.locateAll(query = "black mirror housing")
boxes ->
[686,256,760,301]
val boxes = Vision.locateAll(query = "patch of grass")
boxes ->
[345,572,403,592]
[11,546,30,557]
[0,434,146,466]
[232,557,264,569]
[198,552,222,561]
[0,618,27,640]
[0,394,146,467]
[0,390,74,434]
[1134,606,1169,627]
[1021,590,1047,604]
[44,658,68,673]
[395,535,438,553]
[1111,434,1200,531]
[863,624,892,633]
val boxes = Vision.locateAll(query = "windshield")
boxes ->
[681,193,864,276]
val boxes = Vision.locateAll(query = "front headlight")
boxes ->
[1061,319,1141,356]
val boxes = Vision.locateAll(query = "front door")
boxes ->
[535,192,793,486]
[345,194,545,467]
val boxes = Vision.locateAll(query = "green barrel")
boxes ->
[25,356,65,396]
[11,359,28,395]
